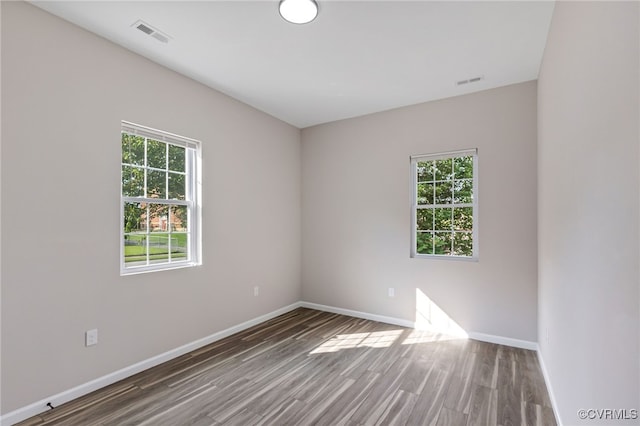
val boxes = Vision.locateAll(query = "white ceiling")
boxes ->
[31,1,555,128]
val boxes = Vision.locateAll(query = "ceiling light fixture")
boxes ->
[279,0,318,24]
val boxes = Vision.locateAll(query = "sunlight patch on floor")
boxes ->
[401,329,465,345]
[310,330,403,354]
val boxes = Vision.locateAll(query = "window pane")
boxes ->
[149,204,169,232]
[453,207,473,231]
[434,208,452,231]
[147,170,166,199]
[149,233,170,264]
[170,205,188,232]
[417,161,434,182]
[454,156,473,179]
[147,139,167,169]
[417,183,434,205]
[453,179,473,204]
[123,202,147,265]
[434,181,452,204]
[170,233,188,261]
[168,173,185,200]
[168,145,186,172]
[123,235,147,264]
[416,232,433,254]
[122,134,145,166]
[149,204,169,264]
[434,232,452,254]
[434,159,453,181]
[416,209,433,231]
[122,166,144,197]
[453,232,473,256]
[123,202,146,233]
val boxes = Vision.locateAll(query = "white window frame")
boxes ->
[120,121,202,275]
[410,148,478,261]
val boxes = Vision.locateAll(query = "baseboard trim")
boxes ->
[299,301,537,350]
[299,301,416,329]
[0,302,302,426]
[536,346,564,426]
[467,331,538,351]
[2,300,539,425]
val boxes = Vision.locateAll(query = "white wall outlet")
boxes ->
[85,329,98,347]
[388,287,395,297]
[253,286,259,297]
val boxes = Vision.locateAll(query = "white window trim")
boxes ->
[410,148,478,261]
[120,121,202,275]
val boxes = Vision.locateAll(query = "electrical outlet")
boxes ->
[254,286,259,297]
[85,329,98,347]
[388,288,395,297]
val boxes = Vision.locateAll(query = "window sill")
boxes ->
[411,254,478,262]
[120,261,201,276]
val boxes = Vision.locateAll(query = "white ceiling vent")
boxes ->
[456,76,484,86]
[132,20,171,44]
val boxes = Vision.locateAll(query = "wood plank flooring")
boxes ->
[16,308,556,426]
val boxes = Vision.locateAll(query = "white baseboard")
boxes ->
[467,331,538,351]
[1,300,539,425]
[299,301,416,329]
[536,346,563,426]
[0,302,302,426]
[299,301,537,350]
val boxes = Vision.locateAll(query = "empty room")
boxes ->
[1,1,638,425]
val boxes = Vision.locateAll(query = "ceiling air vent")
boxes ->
[456,76,484,86]
[135,23,154,35]
[132,20,171,44]
[151,33,169,43]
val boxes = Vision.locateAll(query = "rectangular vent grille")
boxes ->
[132,20,171,44]
[456,76,484,86]
[152,33,169,43]
[136,23,154,35]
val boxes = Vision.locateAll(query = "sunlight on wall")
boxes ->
[310,330,403,354]
[414,288,468,338]
[308,289,468,354]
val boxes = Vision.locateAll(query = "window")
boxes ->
[410,149,477,259]
[121,121,201,274]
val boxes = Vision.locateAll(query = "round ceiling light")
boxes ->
[279,0,318,24]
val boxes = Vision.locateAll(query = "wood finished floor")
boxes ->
[16,308,556,426]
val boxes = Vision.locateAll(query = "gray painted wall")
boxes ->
[537,2,639,425]
[1,2,301,413]
[301,81,538,342]
[5,1,639,422]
